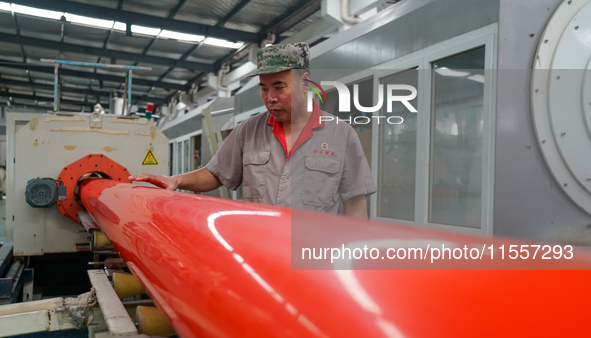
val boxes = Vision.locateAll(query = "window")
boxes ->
[369,25,495,233]
[191,135,201,170]
[169,143,174,176]
[183,139,190,173]
[429,47,485,228]
[176,141,182,175]
[377,69,418,221]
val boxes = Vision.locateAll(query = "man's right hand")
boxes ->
[128,174,179,190]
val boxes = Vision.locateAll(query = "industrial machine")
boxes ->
[0,111,169,336]
[7,111,168,256]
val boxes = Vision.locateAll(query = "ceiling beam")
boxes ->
[2,102,84,111]
[0,61,186,91]
[169,0,189,19]
[145,0,253,94]
[260,0,321,36]
[138,0,190,63]
[0,32,216,72]
[10,0,260,43]
[0,91,96,108]
[172,0,256,92]
[0,78,167,104]
[185,0,320,91]
[95,0,124,67]
[218,0,252,28]
[10,5,36,95]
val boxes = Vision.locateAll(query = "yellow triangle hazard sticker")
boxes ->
[142,150,158,165]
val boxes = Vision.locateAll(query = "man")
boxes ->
[129,42,376,218]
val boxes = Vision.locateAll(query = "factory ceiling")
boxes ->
[0,0,321,112]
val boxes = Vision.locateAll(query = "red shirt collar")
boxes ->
[266,100,324,128]
[267,100,324,157]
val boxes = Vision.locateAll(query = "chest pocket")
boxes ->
[302,156,342,207]
[242,151,270,199]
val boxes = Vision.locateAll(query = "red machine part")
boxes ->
[77,178,591,337]
[57,154,130,223]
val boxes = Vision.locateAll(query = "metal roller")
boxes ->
[135,305,175,337]
[91,230,111,250]
[112,272,146,299]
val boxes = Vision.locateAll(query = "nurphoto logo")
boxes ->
[306,80,418,125]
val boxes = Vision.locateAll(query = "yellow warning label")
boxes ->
[142,150,159,165]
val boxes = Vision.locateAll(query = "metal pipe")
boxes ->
[53,64,59,112]
[41,59,152,70]
[340,0,361,25]
[78,178,591,337]
[260,32,276,48]
[127,69,132,115]
[216,63,230,97]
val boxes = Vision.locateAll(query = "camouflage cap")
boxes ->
[247,42,310,77]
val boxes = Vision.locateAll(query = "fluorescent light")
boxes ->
[11,4,63,20]
[113,21,126,31]
[131,25,161,37]
[434,67,470,77]
[66,13,114,30]
[160,30,204,42]
[204,37,243,49]
[2,2,243,50]
[0,2,11,11]
[468,74,485,83]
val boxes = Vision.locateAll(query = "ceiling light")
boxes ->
[66,13,114,30]
[113,22,126,31]
[204,37,243,49]
[11,4,63,20]
[160,30,204,42]
[0,2,10,11]
[131,25,161,37]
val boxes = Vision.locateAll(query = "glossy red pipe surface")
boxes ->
[79,178,591,337]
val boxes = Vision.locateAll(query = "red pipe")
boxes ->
[79,178,591,337]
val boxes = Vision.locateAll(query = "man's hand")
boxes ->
[128,174,179,190]
[129,168,222,192]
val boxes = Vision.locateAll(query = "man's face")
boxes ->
[259,70,292,124]
[259,70,308,124]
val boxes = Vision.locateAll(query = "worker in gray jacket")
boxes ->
[130,42,376,218]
